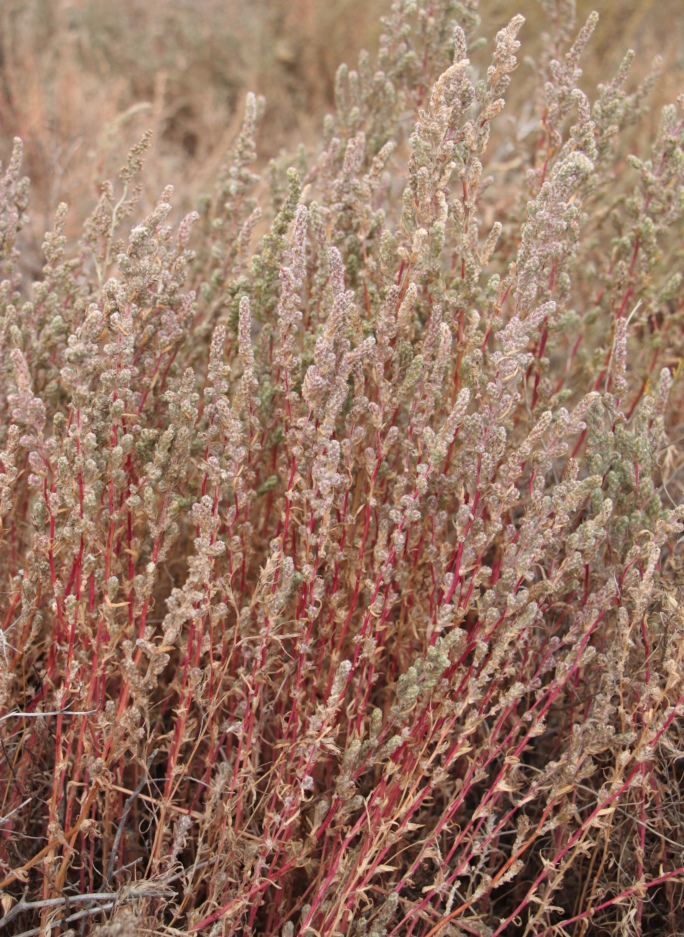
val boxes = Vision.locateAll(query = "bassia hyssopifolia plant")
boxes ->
[1,1,684,935]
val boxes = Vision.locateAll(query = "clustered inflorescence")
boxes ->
[0,1,683,935]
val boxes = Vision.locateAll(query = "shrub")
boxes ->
[0,2,683,935]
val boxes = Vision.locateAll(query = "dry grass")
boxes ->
[1,0,681,230]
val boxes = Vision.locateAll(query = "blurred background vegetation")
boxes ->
[1,0,682,242]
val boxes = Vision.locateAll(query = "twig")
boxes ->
[12,901,116,937]
[0,798,31,826]
[0,708,97,724]
[105,755,156,886]
[0,892,115,932]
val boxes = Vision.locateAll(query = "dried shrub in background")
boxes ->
[1,0,681,231]
[0,1,684,935]
[0,0,386,238]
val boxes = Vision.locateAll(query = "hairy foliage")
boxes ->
[0,2,683,935]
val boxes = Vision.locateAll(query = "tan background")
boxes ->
[1,0,682,231]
